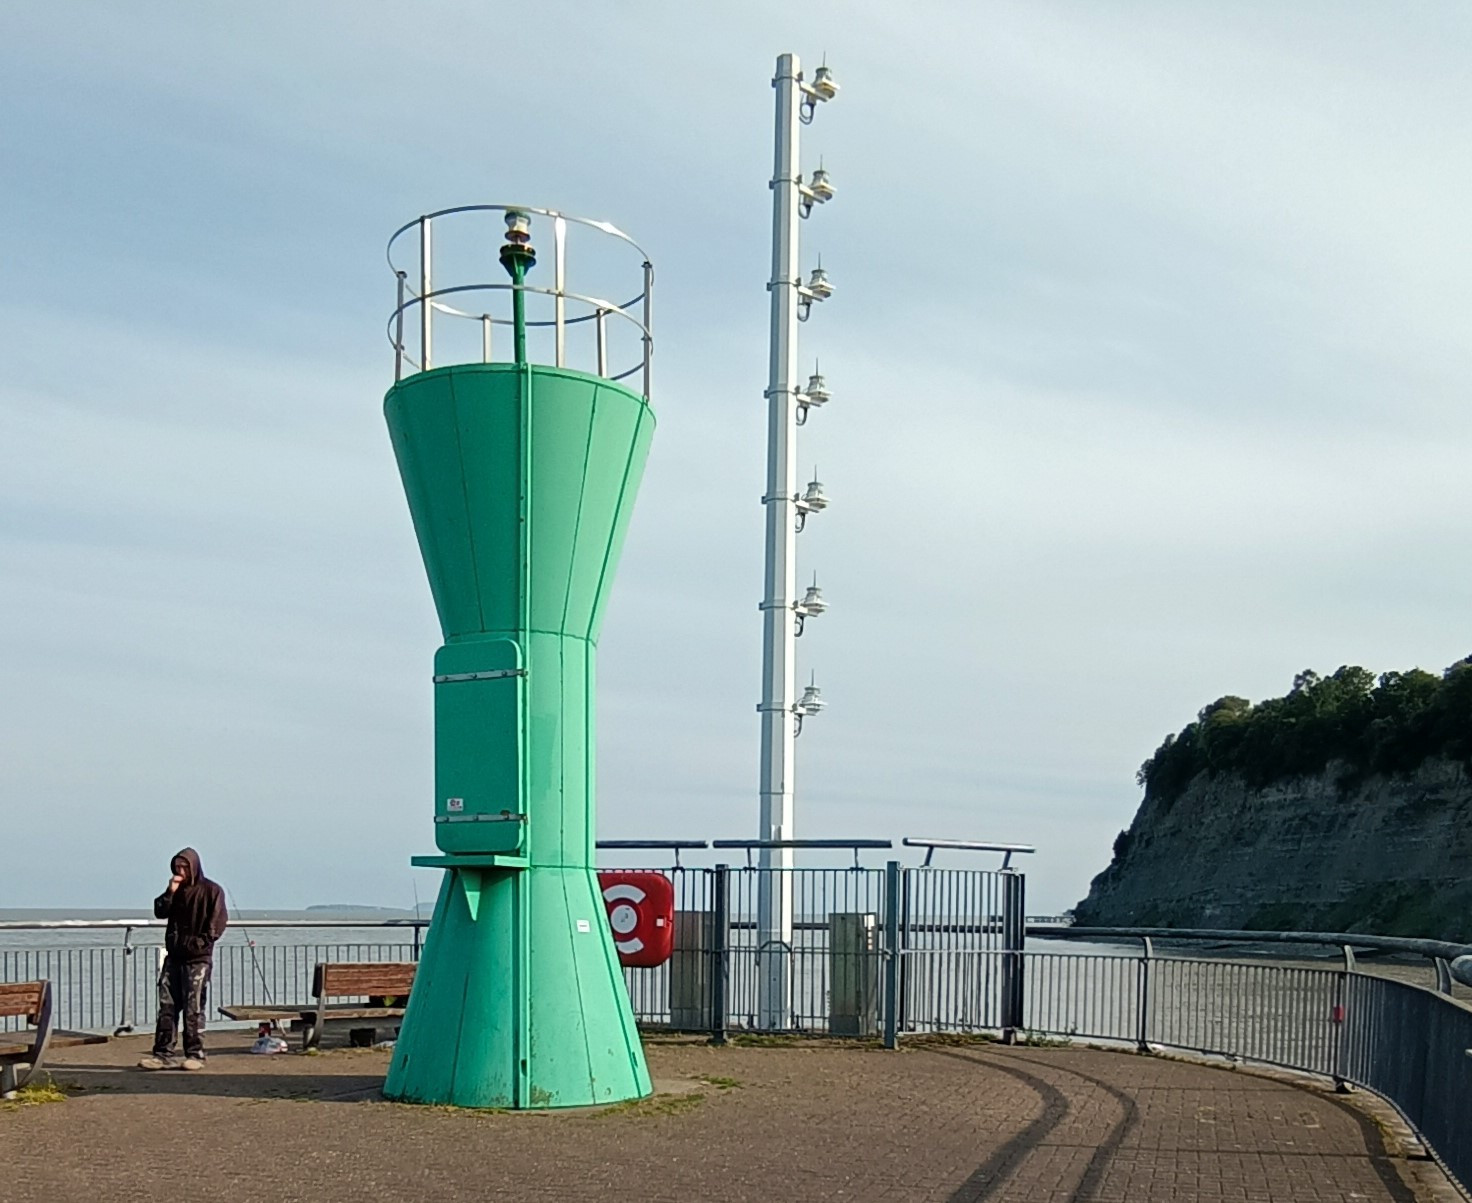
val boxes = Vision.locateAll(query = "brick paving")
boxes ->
[0,1033,1453,1202]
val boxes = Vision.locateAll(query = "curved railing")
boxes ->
[1015,925,1472,1197]
[385,204,653,397]
[1044,924,1472,988]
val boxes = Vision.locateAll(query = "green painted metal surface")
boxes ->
[381,362,654,1108]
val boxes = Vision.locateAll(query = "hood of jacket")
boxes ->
[172,847,204,886]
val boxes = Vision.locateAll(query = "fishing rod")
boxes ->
[224,884,274,1005]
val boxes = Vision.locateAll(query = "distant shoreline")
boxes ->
[0,907,421,921]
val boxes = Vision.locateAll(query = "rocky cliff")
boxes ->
[1075,756,1472,940]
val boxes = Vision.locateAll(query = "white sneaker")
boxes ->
[181,1057,205,1071]
[137,1054,173,1070]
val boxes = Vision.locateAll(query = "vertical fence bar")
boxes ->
[883,861,900,1049]
[897,866,911,1034]
[641,261,653,399]
[481,315,492,363]
[419,217,432,371]
[595,309,608,377]
[1136,936,1152,1053]
[710,865,730,1043]
[394,271,407,381]
[1000,871,1025,1043]
[1333,944,1352,1090]
[115,927,136,1035]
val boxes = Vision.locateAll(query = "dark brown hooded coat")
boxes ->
[153,847,228,962]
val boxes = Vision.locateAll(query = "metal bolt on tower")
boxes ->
[757,53,840,1029]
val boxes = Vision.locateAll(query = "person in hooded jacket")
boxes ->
[138,847,228,1070]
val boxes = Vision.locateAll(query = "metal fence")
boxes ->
[0,923,422,1038]
[1003,934,1472,1196]
[613,862,1009,1039]
[1338,971,1472,1192]
[0,864,1014,1042]
[6,871,1472,1196]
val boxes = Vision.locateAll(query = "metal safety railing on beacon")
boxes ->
[385,204,653,395]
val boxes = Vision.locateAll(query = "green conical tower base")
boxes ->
[381,362,654,1108]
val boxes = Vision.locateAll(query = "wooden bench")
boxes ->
[0,981,107,1096]
[220,962,415,1050]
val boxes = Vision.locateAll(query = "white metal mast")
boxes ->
[757,52,838,1030]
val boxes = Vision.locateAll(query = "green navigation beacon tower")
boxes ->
[379,205,655,1109]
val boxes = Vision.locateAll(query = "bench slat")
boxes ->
[218,1006,306,1022]
[312,963,415,1000]
[0,981,45,1020]
[306,1006,407,1020]
[50,1031,108,1049]
[0,1031,104,1060]
[220,1005,407,1022]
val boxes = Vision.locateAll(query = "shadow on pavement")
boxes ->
[43,1047,388,1104]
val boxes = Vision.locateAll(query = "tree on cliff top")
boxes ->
[1136,658,1472,804]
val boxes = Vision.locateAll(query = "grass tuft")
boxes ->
[2,1075,70,1110]
[903,1032,1001,1049]
[727,1033,884,1049]
[594,1092,706,1118]
[1017,1031,1074,1048]
[696,1075,742,1090]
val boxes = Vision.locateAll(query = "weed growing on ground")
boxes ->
[902,1032,1001,1049]
[696,1075,742,1090]
[730,1033,806,1048]
[386,1102,511,1118]
[1018,1031,1073,1048]
[728,1033,884,1050]
[594,1092,706,1119]
[1,1075,69,1110]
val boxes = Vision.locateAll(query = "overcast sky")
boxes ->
[4,2,1470,912]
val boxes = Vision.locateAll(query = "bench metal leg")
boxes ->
[10,982,55,1095]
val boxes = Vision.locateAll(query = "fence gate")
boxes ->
[611,862,1023,1044]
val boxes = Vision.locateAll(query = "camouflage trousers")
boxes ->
[153,957,211,1060]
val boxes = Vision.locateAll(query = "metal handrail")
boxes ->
[711,839,893,849]
[385,203,653,395]
[1050,924,1472,987]
[385,282,650,383]
[903,838,1037,870]
[712,838,893,870]
[1050,924,1472,962]
[386,204,652,269]
[596,839,711,869]
[411,283,646,329]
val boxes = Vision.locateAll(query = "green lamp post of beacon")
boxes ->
[380,205,655,1108]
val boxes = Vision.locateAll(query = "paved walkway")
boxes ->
[0,1033,1454,1202]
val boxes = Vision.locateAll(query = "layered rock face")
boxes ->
[1075,757,1472,939]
